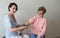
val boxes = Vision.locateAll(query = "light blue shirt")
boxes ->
[4,15,18,38]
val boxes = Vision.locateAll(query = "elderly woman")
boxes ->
[26,6,47,38]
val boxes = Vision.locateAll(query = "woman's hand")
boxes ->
[18,26,25,31]
[37,35,41,38]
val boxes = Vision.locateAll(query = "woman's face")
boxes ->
[38,11,43,17]
[10,5,16,14]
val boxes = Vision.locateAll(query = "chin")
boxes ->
[13,12,15,14]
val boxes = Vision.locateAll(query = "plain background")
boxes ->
[0,0,60,38]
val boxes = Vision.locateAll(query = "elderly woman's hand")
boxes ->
[18,26,25,31]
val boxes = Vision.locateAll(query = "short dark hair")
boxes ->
[38,6,46,15]
[8,2,18,11]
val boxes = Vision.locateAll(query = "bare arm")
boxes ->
[9,26,25,32]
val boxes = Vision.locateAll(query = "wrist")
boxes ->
[16,28,19,31]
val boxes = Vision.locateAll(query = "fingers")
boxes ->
[19,26,25,31]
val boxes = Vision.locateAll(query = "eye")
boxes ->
[13,8,16,9]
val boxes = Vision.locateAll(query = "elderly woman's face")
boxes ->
[10,5,16,14]
[37,10,44,17]
[38,11,43,15]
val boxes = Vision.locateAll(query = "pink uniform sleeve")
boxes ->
[28,16,36,24]
[39,19,47,36]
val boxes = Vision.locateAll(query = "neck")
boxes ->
[37,14,43,18]
[8,11,13,17]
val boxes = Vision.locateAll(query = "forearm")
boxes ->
[9,26,25,32]
[9,27,18,32]
[25,22,31,29]
[37,31,46,38]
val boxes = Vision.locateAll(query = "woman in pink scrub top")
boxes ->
[25,6,47,38]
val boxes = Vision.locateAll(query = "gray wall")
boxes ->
[0,0,60,38]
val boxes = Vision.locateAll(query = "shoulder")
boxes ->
[32,15,37,19]
[4,15,10,20]
[4,15,9,18]
[28,15,37,21]
[42,17,47,22]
